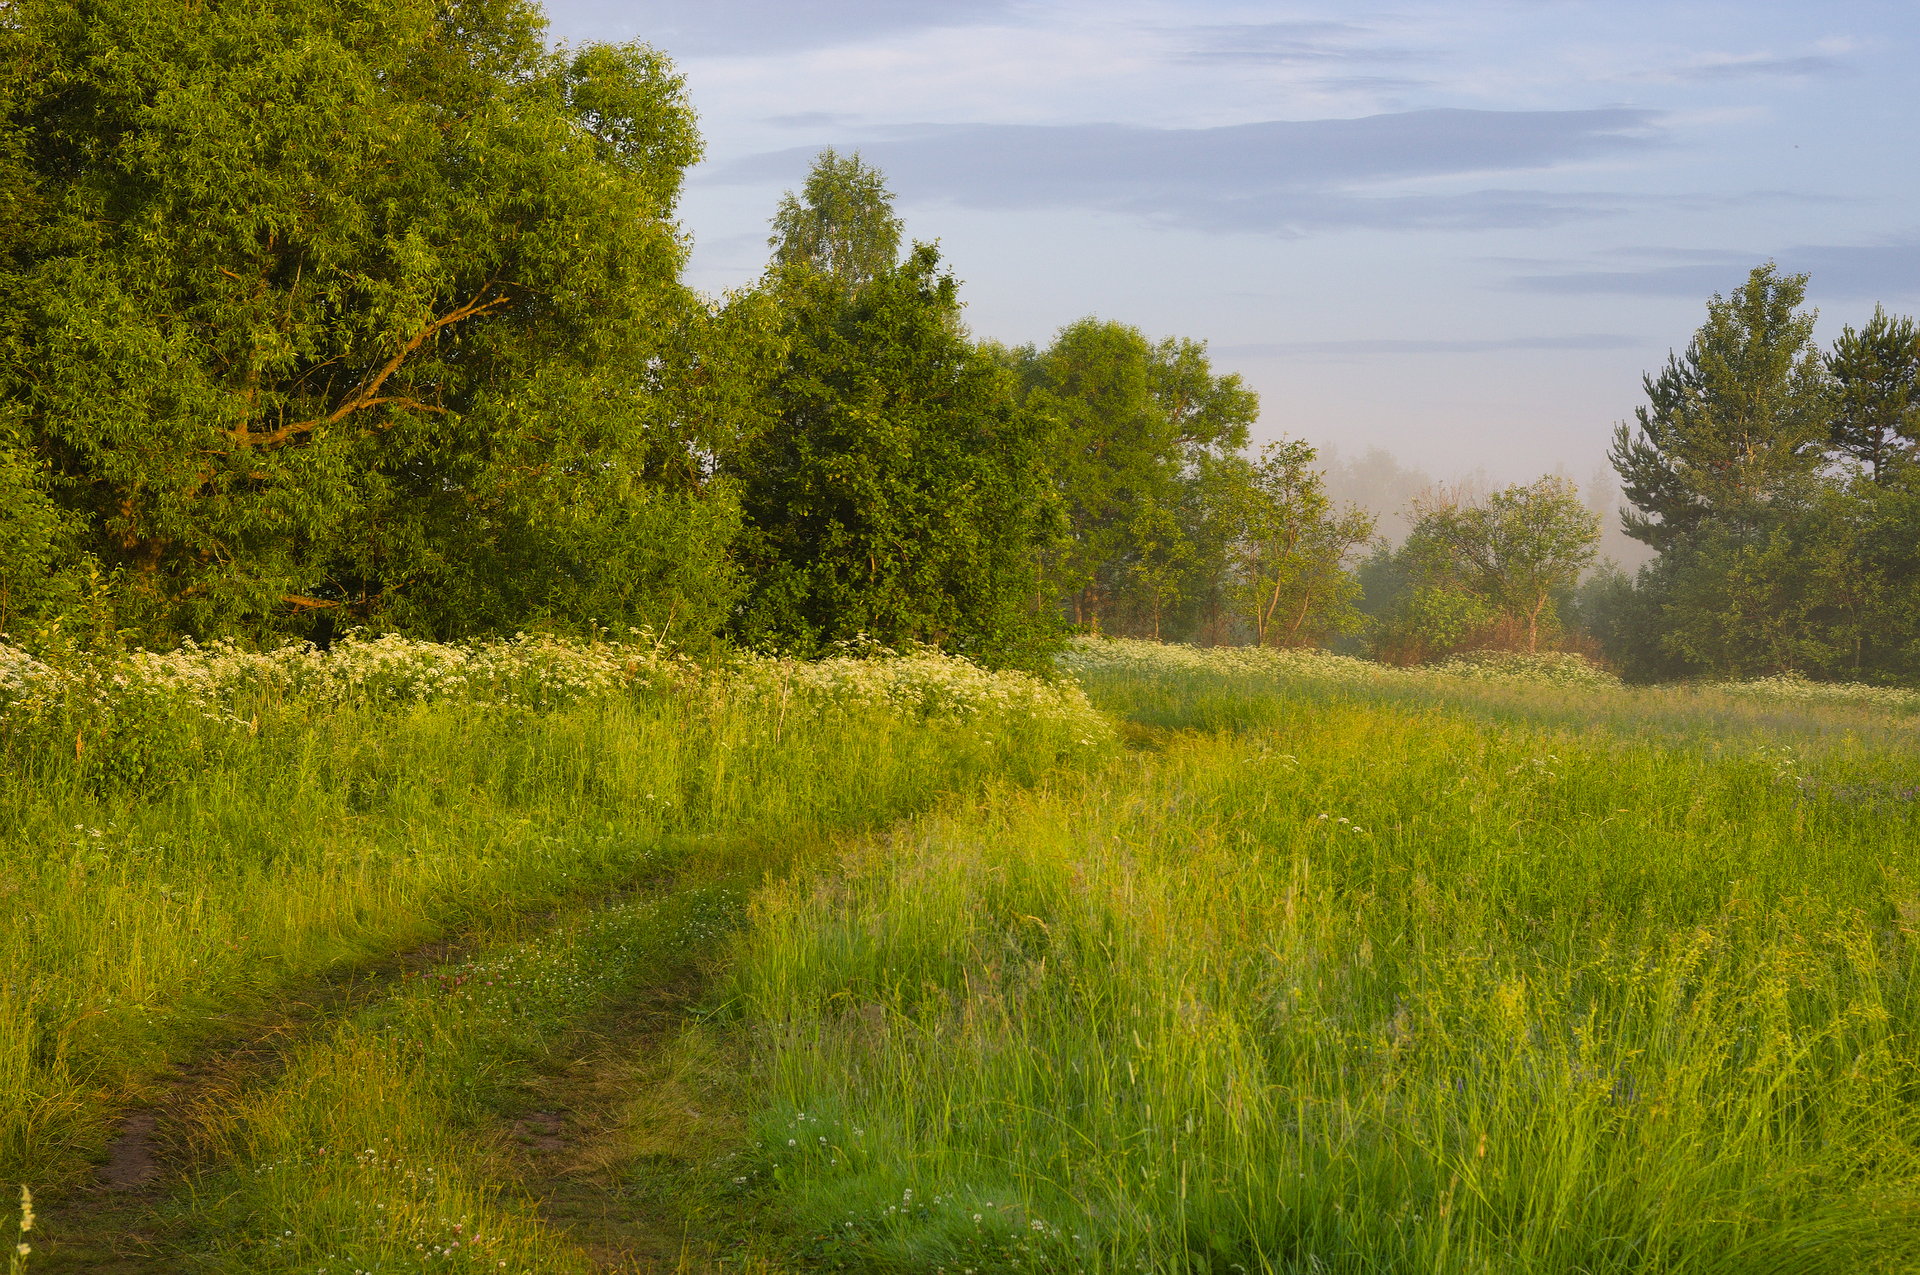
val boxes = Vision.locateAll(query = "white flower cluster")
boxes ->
[1432,650,1621,689]
[1061,636,1621,688]
[725,647,1108,736]
[1057,636,1396,685]
[1703,672,1920,713]
[0,644,60,706]
[0,630,687,721]
[0,631,1111,738]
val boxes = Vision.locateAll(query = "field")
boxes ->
[4,636,1918,1271]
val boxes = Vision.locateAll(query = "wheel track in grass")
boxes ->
[30,874,731,1274]
[31,929,479,1272]
[494,968,770,1273]
[33,870,801,1273]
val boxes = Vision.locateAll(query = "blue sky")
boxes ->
[544,0,1920,490]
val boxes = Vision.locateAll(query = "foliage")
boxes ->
[1365,476,1598,660]
[1826,305,1920,483]
[732,244,1063,668]
[1015,319,1257,635]
[1228,439,1374,647]
[1413,476,1599,652]
[0,424,82,633]
[0,0,757,642]
[1599,265,1920,682]
[1610,263,1829,553]
[1644,474,1920,680]
[1566,559,1671,680]
[768,147,903,292]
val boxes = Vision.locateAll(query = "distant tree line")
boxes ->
[0,0,1368,668]
[2,0,1915,683]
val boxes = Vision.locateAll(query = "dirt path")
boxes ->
[32,917,785,1273]
[502,973,717,1270]
[30,935,475,1272]
[492,964,797,1274]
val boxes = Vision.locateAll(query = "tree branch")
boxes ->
[232,286,508,450]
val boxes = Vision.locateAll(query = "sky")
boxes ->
[541,0,1920,493]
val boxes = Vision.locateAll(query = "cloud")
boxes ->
[706,108,1663,235]
[1658,53,1850,83]
[1169,20,1414,67]
[1513,243,1920,299]
[1303,75,1434,95]
[762,111,860,129]
[1220,334,1647,358]
[546,0,1018,56]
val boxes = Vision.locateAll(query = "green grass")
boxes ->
[177,883,741,1273]
[13,634,1920,1272]
[1,640,1106,1196]
[724,655,1920,1273]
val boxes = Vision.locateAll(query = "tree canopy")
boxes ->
[1597,264,1920,681]
[1015,318,1257,633]
[1,0,754,639]
[1362,477,1599,661]
[1609,264,1828,554]
[1827,307,1920,484]
[1231,440,1374,648]
[734,223,1060,665]
[768,148,904,293]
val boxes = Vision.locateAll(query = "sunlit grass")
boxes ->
[16,630,1920,1270]
[0,637,1108,1189]
[727,654,1920,1273]
[181,886,745,1273]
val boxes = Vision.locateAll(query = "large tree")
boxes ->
[1,0,752,641]
[1609,263,1829,553]
[1016,319,1257,631]
[734,219,1061,665]
[1599,269,1920,680]
[1230,440,1374,648]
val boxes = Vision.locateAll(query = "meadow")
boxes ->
[0,632,1106,1269]
[5,635,1917,1271]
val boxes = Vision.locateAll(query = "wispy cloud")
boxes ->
[555,0,1018,56]
[761,111,862,129]
[1676,54,1848,81]
[1633,48,1853,85]
[707,108,1664,235]
[1221,334,1647,358]
[1512,242,1920,299]
[1168,20,1417,68]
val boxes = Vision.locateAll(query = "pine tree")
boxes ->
[1610,263,1829,553]
[1827,306,1920,484]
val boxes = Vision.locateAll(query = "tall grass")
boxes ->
[727,657,1920,1272]
[180,885,744,1273]
[0,636,1109,1188]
